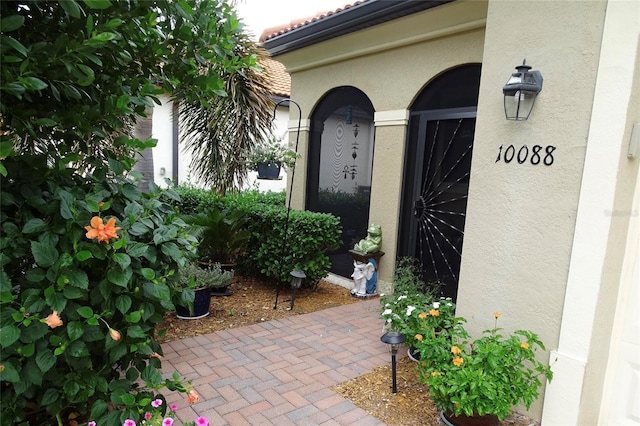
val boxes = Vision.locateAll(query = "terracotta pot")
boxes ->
[440,410,499,426]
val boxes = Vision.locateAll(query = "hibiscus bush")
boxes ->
[0,154,200,424]
[0,0,261,423]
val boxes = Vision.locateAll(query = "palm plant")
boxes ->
[177,33,275,195]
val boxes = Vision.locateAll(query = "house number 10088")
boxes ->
[495,144,556,166]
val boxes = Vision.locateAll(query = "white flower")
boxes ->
[406,306,416,316]
[447,303,453,307]
[433,302,440,309]
[397,295,407,301]
[386,318,392,323]
[382,309,392,316]
[380,293,386,297]
[385,303,390,307]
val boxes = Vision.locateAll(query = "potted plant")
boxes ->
[173,262,234,319]
[380,258,447,359]
[248,135,299,179]
[414,312,554,426]
[185,207,251,270]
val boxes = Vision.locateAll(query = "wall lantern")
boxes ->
[289,269,306,310]
[503,60,543,121]
[380,331,406,393]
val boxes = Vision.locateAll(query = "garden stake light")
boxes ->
[380,331,406,393]
[273,98,302,310]
[289,269,306,310]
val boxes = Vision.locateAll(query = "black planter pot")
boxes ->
[440,411,499,426]
[408,346,421,362]
[210,285,233,297]
[176,288,211,319]
[256,163,281,180]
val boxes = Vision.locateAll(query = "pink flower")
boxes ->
[109,328,121,341]
[162,418,174,426]
[123,420,136,426]
[88,422,96,426]
[151,398,163,408]
[144,412,152,420]
[170,404,178,411]
[195,417,209,426]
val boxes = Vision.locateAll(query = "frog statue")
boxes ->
[353,224,382,254]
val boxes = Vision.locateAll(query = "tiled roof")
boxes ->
[259,1,368,42]
[259,56,290,98]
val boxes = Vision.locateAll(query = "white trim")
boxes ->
[541,1,640,424]
[288,119,310,132]
[374,110,410,127]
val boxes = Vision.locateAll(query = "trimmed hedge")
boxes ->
[167,187,341,287]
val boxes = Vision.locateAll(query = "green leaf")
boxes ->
[126,325,145,338]
[24,359,42,385]
[115,295,132,314]
[68,340,89,357]
[0,325,20,347]
[67,321,84,341]
[66,269,89,289]
[21,342,35,357]
[160,242,181,260]
[0,15,25,32]
[0,141,10,158]
[140,268,155,280]
[1,35,27,57]
[87,31,117,46]
[59,0,82,19]
[143,282,170,302]
[75,250,93,261]
[22,218,47,234]
[41,388,59,406]
[107,267,132,288]
[89,399,108,419]
[36,349,56,373]
[31,240,59,267]
[20,77,48,91]
[76,306,93,319]
[83,0,112,9]
[112,253,131,270]
[0,362,20,382]
[125,311,141,323]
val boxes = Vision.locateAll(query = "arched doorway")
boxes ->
[397,64,481,301]
[307,87,375,278]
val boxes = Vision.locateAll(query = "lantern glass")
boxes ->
[290,270,306,289]
[502,60,543,121]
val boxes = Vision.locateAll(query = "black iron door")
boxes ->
[398,108,476,301]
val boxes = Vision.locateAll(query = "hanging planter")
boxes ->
[248,135,299,180]
[256,162,281,180]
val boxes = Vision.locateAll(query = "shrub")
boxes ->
[0,155,198,424]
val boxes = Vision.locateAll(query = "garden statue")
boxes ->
[353,223,382,254]
[351,258,378,297]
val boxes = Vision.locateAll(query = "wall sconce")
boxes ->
[380,331,406,393]
[503,60,543,121]
[289,269,306,310]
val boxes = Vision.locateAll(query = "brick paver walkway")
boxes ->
[160,298,394,425]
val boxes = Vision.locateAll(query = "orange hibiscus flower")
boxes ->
[418,312,427,319]
[429,309,440,317]
[187,389,200,404]
[450,346,462,355]
[453,356,464,366]
[520,341,530,350]
[85,216,121,243]
[45,311,63,328]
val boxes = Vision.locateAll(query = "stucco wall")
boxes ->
[456,0,607,420]
[278,0,488,282]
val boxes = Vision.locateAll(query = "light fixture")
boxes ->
[503,59,543,121]
[380,331,406,393]
[289,269,306,310]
